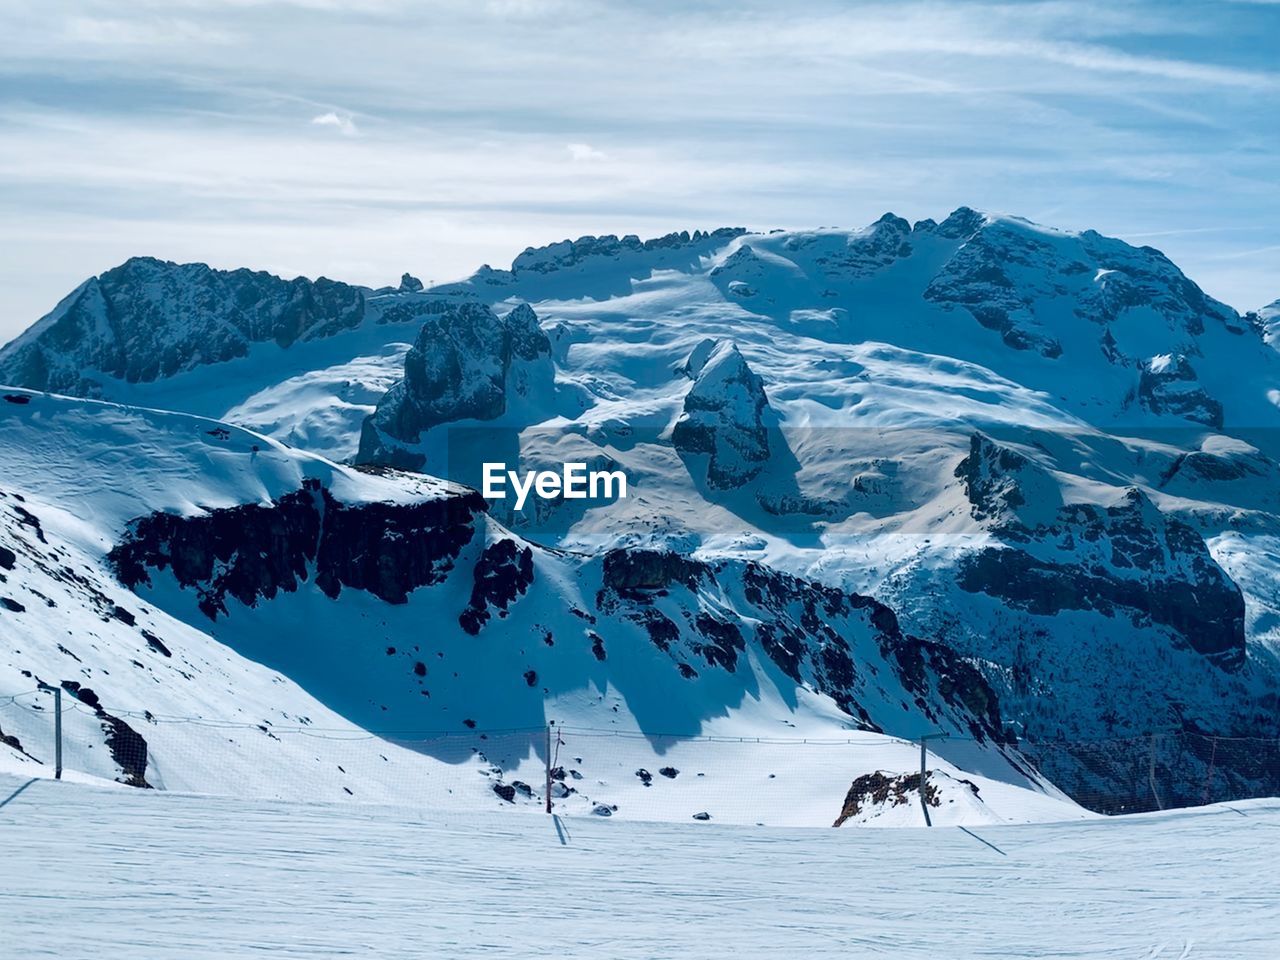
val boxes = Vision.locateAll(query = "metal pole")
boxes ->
[919,737,931,827]
[53,686,63,780]
[545,722,553,814]
[917,731,950,827]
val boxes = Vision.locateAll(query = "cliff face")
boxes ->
[0,257,366,394]
[671,341,772,489]
[109,479,487,617]
[355,300,553,468]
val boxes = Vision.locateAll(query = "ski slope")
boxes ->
[1,772,1275,959]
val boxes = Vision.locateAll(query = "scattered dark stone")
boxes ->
[3,394,31,405]
[111,605,136,626]
[677,662,698,679]
[659,767,679,779]
[590,632,606,661]
[492,783,516,803]
[463,718,477,729]
[0,546,15,570]
[413,661,427,677]
[692,811,712,821]
[512,781,533,797]
[523,669,537,687]
[141,630,171,658]
[13,506,46,543]
[635,768,653,786]
[591,803,614,817]
[386,646,396,655]
[0,597,24,613]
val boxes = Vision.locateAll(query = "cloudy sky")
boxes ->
[1,0,1277,340]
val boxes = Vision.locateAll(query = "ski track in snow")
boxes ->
[1,773,1275,959]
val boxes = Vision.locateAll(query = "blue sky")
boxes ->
[1,0,1277,340]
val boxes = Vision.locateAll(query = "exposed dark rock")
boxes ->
[635,768,653,786]
[58,681,150,787]
[633,608,680,652]
[692,613,745,672]
[589,632,606,661]
[832,771,940,827]
[956,489,1245,668]
[459,538,535,635]
[601,549,704,595]
[511,228,746,276]
[141,630,171,658]
[492,782,516,803]
[0,257,366,393]
[0,546,15,570]
[691,811,712,821]
[0,597,24,613]
[3,393,31,404]
[1137,354,1223,428]
[659,767,679,779]
[356,300,552,466]
[108,478,486,619]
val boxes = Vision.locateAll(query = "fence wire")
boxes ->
[3,690,1279,826]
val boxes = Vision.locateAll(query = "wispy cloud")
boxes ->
[567,142,608,162]
[310,111,358,136]
[0,0,1277,336]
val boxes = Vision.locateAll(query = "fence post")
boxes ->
[54,687,62,780]
[1148,732,1163,811]
[36,683,63,779]
[918,731,949,827]
[545,722,553,814]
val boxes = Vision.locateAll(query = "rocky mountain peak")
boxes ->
[356,299,553,468]
[0,257,366,394]
[670,341,772,489]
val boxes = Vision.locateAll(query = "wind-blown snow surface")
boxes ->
[2,773,1276,959]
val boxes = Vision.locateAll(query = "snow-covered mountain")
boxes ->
[0,387,1072,825]
[3,208,1280,816]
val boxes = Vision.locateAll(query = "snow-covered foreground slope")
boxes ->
[2,773,1275,959]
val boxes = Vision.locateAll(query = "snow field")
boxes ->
[1,772,1275,959]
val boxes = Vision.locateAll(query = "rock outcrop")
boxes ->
[356,300,553,468]
[955,488,1246,668]
[109,479,487,618]
[0,257,366,394]
[1137,354,1224,429]
[671,341,771,489]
